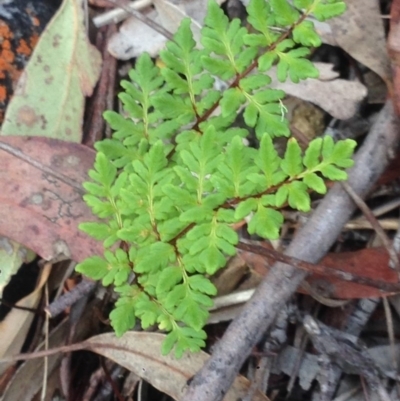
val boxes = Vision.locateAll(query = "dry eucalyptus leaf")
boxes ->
[327,0,391,83]
[153,0,202,42]
[107,0,222,59]
[107,10,168,59]
[271,63,367,120]
[0,136,101,262]
[0,0,102,141]
[0,264,51,376]
[86,332,270,401]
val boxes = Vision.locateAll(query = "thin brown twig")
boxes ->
[341,181,400,271]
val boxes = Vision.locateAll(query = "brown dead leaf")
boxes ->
[212,255,248,296]
[328,0,391,83]
[86,332,270,401]
[242,247,398,299]
[0,136,101,262]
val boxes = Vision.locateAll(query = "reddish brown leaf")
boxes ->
[308,247,399,298]
[242,246,398,299]
[0,136,102,262]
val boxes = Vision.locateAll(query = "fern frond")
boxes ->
[77,0,350,358]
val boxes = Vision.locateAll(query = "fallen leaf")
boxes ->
[153,0,202,43]
[107,0,220,59]
[212,255,248,296]
[0,136,101,262]
[0,0,102,141]
[242,247,399,299]
[86,332,270,401]
[327,0,391,83]
[0,264,51,376]
[107,10,167,59]
[0,237,35,298]
[272,63,368,120]
[1,302,99,401]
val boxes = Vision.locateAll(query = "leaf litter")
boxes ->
[0,0,102,141]
[0,0,400,400]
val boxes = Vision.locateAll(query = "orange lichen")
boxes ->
[0,85,6,102]
[16,39,32,57]
[0,21,15,77]
[0,21,13,40]
[29,33,40,49]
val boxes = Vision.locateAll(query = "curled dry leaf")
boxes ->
[86,332,270,401]
[0,136,101,262]
[272,63,368,120]
[327,0,391,83]
[0,0,102,141]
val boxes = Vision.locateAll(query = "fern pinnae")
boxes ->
[77,0,352,357]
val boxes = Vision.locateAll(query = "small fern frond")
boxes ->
[77,0,350,358]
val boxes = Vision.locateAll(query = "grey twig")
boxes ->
[304,315,393,401]
[182,102,400,401]
[45,278,96,318]
[311,298,380,400]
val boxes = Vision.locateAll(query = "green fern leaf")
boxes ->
[277,47,319,83]
[293,0,313,7]
[156,266,183,295]
[76,256,109,280]
[246,0,277,45]
[248,203,283,239]
[270,0,299,26]
[134,242,176,273]
[174,296,208,331]
[303,137,322,169]
[220,88,245,116]
[286,181,311,212]
[303,172,326,194]
[281,138,303,177]
[313,1,346,21]
[110,297,137,336]
[188,274,217,295]
[293,21,321,47]
[320,164,348,180]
